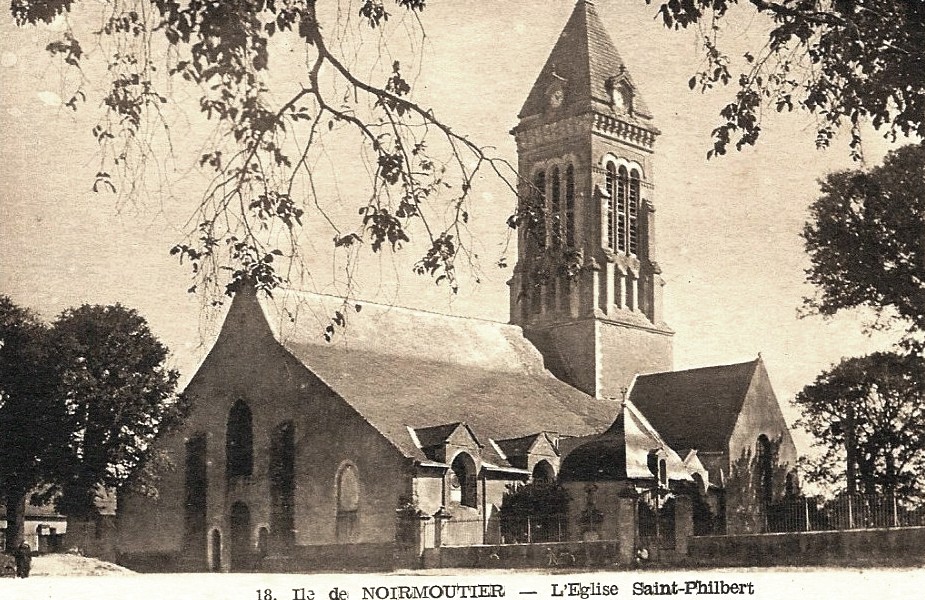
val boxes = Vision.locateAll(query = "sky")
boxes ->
[0,0,912,451]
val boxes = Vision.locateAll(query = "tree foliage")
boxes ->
[47,304,186,518]
[9,0,516,312]
[499,481,570,543]
[652,0,925,158]
[794,351,925,500]
[500,481,570,520]
[0,296,65,550]
[724,434,795,533]
[802,142,925,337]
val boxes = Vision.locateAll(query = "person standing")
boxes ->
[14,541,32,578]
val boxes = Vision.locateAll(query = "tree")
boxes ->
[12,2,916,321]
[0,296,65,551]
[8,1,517,314]
[651,0,925,158]
[794,351,925,501]
[801,143,925,338]
[47,304,186,521]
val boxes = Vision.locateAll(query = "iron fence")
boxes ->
[500,515,568,544]
[767,494,925,533]
[424,515,570,547]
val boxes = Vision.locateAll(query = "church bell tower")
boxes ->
[510,0,673,399]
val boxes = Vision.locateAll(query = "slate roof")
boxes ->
[627,360,760,454]
[495,432,551,459]
[518,0,653,120]
[414,422,469,450]
[256,289,619,465]
[560,400,691,483]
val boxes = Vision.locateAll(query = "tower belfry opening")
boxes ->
[510,0,673,399]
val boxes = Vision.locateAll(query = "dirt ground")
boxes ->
[29,552,134,576]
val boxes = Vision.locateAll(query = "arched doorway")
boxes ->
[229,502,252,572]
[336,463,360,543]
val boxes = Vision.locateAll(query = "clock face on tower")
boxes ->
[610,82,632,114]
[549,87,564,109]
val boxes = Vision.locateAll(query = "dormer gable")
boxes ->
[413,422,481,463]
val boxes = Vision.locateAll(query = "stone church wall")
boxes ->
[117,291,413,571]
[598,320,673,399]
[725,363,798,535]
[524,320,597,397]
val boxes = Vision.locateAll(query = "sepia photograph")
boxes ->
[1,0,924,598]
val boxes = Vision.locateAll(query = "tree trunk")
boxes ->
[4,488,27,553]
[845,404,857,495]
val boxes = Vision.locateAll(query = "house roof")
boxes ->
[517,0,653,121]
[255,288,619,465]
[627,359,760,454]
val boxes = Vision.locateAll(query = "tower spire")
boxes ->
[510,1,672,399]
[517,0,654,124]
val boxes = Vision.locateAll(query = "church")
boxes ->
[115,0,796,572]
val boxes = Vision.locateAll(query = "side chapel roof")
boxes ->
[560,400,692,483]
[255,288,619,465]
[628,359,761,454]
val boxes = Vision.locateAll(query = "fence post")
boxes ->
[892,494,899,528]
[433,507,451,548]
[526,516,532,544]
[846,495,854,529]
[558,517,562,542]
[804,498,811,532]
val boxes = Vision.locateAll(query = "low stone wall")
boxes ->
[117,551,182,573]
[689,526,925,567]
[119,543,417,573]
[423,540,626,570]
[263,542,418,573]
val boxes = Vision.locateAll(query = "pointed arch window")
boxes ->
[605,163,617,250]
[757,435,773,511]
[184,433,208,554]
[270,421,295,547]
[604,164,642,256]
[629,169,640,255]
[565,165,575,247]
[617,166,628,253]
[532,460,556,486]
[226,400,253,480]
[450,453,478,508]
[529,170,547,314]
[550,166,561,249]
[531,170,547,251]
